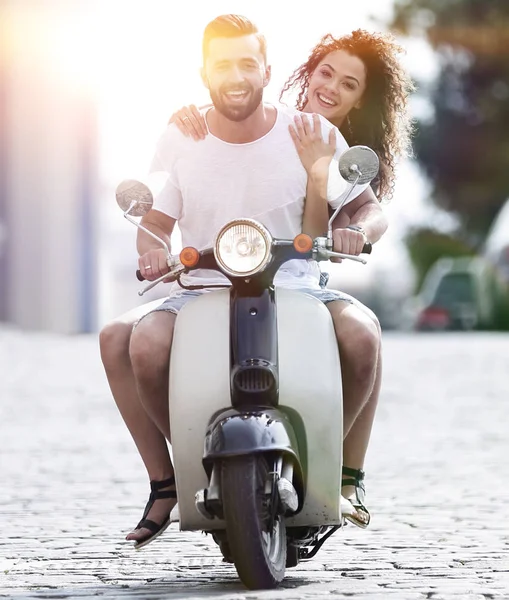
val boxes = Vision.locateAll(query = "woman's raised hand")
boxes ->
[168,105,208,141]
[289,113,336,175]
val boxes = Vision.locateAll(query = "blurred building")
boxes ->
[0,0,99,333]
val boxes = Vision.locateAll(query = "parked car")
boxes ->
[405,256,504,331]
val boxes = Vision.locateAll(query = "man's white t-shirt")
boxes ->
[149,104,367,293]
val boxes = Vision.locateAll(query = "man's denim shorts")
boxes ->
[149,287,356,316]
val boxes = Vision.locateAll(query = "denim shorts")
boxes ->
[149,287,355,316]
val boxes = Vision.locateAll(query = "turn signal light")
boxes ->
[180,246,200,268]
[293,233,313,253]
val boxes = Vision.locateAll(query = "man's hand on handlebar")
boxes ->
[138,249,171,281]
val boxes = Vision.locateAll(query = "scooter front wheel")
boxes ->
[221,455,286,589]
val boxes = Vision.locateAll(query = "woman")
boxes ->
[168,29,414,526]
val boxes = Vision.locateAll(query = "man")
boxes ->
[100,14,386,548]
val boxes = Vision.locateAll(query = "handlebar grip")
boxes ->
[361,242,372,255]
[136,269,145,281]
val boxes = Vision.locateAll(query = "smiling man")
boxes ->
[203,21,268,124]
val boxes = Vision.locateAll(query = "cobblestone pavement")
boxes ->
[1,327,509,599]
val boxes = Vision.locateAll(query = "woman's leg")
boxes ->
[327,300,379,437]
[327,298,382,527]
[342,349,382,470]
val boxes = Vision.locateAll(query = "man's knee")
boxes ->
[129,313,175,378]
[99,320,133,371]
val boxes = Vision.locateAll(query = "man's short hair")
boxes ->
[202,14,267,64]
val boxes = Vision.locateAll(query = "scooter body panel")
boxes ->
[169,287,343,531]
[278,289,343,528]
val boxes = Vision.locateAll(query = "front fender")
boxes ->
[203,408,301,466]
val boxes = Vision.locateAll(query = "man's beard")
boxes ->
[209,85,263,122]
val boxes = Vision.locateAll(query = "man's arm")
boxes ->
[136,209,177,281]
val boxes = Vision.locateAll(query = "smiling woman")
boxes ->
[280,30,415,202]
[307,51,367,122]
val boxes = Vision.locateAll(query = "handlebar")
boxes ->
[136,254,183,282]
[135,237,373,287]
[362,242,372,255]
[134,261,185,296]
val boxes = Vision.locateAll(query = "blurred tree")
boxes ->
[406,227,476,291]
[391,0,509,240]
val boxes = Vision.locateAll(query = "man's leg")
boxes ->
[99,304,175,543]
[129,311,176,441]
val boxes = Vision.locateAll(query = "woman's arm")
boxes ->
[303,161,332,237]
[168,104,211,140]
[328,187,388,259]
[289,114,336,237]
[335,187,388,245]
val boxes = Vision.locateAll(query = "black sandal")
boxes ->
[129,476,177,550]
[342,466,370,529]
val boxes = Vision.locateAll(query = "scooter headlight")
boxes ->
[214,219,272,277]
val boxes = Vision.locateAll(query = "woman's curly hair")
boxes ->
[280,30,415,201]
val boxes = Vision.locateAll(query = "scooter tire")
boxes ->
[222,455,286,589]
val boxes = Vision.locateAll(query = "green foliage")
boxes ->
[405,226,476,291]
[391,0,509,238]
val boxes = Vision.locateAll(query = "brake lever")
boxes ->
[138,266,185,297]
[314,248,367,265]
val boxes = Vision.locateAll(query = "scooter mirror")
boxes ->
[339,146,379,185]
[115,179,154,217]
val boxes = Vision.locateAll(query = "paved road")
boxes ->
[1,328,509,599]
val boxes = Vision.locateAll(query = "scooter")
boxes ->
[115,146,379,590]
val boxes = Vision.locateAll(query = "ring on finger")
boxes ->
[145,265,152,270]
[182,116,190,122]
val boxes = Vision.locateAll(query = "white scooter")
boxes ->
[115,146,379,590]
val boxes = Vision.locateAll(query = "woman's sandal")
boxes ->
[342,466,371,529]
[129,476,177,550]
